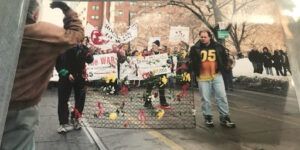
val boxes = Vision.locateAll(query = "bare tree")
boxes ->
[165,0,257,57]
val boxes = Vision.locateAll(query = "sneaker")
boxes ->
[220,116,236,128]
[73,119,82,130]
[144,101,154,109]
[204,115,214,127]
[57,125,66,134]
[144,97,154,109]
[57,124,74,134]
[160,103,171,109]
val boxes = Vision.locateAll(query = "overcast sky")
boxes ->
[40,0,65,27]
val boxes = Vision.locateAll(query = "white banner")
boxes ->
[101,19,138,44]
[120,54,176,80]
[86,53,118,80]
[169,26,190,43]
[119,23,138,43]
[101,19,120,43]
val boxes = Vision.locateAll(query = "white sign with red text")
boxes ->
[86,53,118,80]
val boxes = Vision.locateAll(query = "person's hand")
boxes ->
[50,1,70,13]
[69,74,75,81]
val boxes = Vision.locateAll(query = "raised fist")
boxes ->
[50,1,70,12]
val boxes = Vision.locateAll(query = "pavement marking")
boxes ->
[230,106,300,127]
[81,122,95,144]
[148,130,184,150]
[82,118,108,150]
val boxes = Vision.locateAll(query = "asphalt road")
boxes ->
[35,87,300,150]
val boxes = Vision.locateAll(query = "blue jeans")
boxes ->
[198,74,230,117]
[1,105,38,150]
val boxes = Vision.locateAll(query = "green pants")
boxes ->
[1,105,39,150]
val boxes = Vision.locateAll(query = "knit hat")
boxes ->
[153,40,160,47]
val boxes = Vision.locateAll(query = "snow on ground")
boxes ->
[233,58,291,81]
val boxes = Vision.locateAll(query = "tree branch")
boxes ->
[218,0,232,9]
[235,0,256,14]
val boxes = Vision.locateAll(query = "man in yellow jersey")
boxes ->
[189,29,235,128]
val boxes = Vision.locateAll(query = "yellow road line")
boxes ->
[148,130,184,150]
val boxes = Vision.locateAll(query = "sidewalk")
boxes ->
[35,88,98,150]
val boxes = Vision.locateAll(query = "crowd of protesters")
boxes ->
[248,47,291,76]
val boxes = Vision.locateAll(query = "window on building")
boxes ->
[118,10,124,16]
[130,1,137,6]
[92,5,99,10]
[91,15,99,20]
[117,1,124,5]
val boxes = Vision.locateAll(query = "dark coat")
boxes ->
[248,50,263,63]
[56,44,94,78]
[262,51,273,67]
[189,40,228,77]
[272,52,283,68]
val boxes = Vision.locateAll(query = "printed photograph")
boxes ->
[1,0,300,149]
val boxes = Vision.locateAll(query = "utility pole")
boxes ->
[128,11,131,51]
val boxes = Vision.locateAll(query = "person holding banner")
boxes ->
[1,1,84,149]
[189,29,235,128]
[55,37,94,133]
[144,40,170,109]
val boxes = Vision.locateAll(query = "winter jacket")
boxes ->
[262,51,273,67]
[189,40,228,77]
[56,44,94,79]
[272,53,283,68]
[281,54,290,67]
[10,9,84,110]
[248,50,263,63]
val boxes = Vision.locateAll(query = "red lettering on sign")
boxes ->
[111,57,116,64]
[100,57,106,64]
[91,30,109,45]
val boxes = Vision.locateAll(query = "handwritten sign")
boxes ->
[120,54,176,80]
[169,26,190,43]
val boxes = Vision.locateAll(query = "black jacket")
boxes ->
[56,44,94,78]
[262,51,273,67]
[189,40,228,77]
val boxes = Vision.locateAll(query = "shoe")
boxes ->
[73,119,82,130]
[204,115,214,127]
[220,116,236,128]
[144,101,154,109]
[144,96,154,109]
[57,124,74,134]
[57,125,66,134]
[160,103,170,109]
